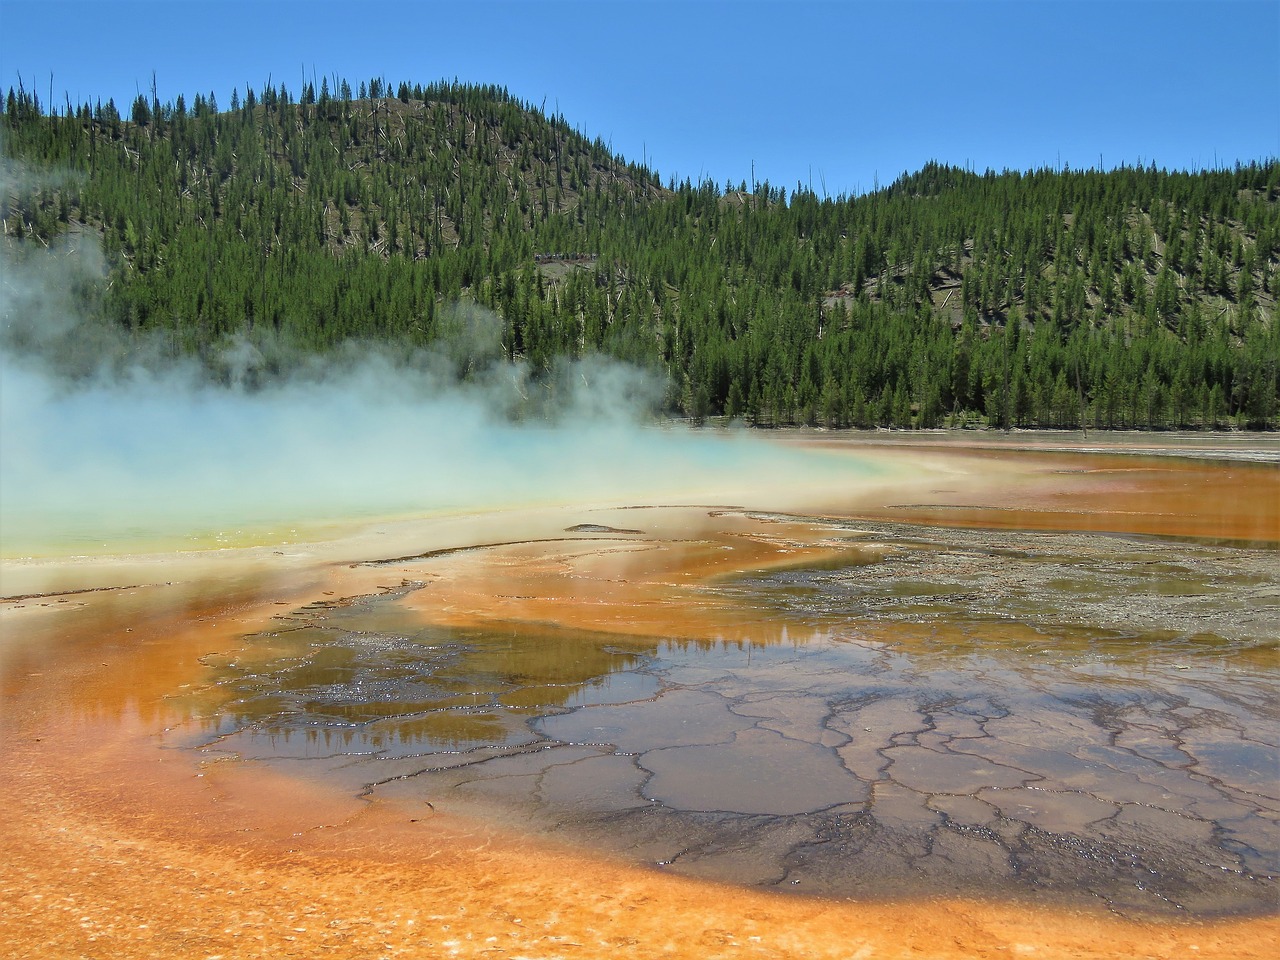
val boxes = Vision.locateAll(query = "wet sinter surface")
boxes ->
[4,436,1280,959]
[182,508,1280,920]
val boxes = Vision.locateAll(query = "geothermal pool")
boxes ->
[2,434,1277,959]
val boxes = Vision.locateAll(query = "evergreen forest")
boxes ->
[3,77,1277,430]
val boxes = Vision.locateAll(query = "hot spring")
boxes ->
[3,434,1276,959]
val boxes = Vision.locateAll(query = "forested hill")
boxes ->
[3,78,1277,429]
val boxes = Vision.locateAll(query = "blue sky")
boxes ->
[1,0,1275,196]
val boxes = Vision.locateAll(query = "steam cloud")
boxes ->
[1,159,861,558]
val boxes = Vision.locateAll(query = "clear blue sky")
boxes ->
[1,0,1275,196]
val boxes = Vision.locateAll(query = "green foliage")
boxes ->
[2,80,1277,428]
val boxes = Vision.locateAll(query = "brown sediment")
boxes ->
[1,435,1277,959]
[811,436,1280,545]
[392,508,844,642]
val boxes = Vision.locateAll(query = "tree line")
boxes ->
[3,77,1276,428]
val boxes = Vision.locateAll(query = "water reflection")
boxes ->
[189,582,651,758]
[183,507,1279,919]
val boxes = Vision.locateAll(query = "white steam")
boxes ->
[0,160,871,559]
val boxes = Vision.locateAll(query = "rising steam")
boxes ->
[1,160,868,559]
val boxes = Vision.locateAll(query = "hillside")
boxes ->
[2,78,1277,429]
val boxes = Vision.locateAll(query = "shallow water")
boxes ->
[5,434,1278,960]
[181,489,1280,919]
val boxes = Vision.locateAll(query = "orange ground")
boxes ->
[2,436,1276,959]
